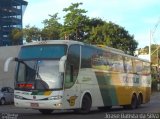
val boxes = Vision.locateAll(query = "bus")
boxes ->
[4,40,151,114]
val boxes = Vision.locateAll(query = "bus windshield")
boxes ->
[15,44,67,90]
[19,44,67,60]
[16,60,63,90]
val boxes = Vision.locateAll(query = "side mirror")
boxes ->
[59,56,67,73]
[4,57,16,72]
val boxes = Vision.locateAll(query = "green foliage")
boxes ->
[151,77,159,91]
[62,3,137,55]
[151,44,160,65]
[62,3,88,41]
[139,44,160,65]
[42,13,62,40]
[10,28,23,45]
[87,21,138,55]
[23,25,41,42]
[21,2,138,55]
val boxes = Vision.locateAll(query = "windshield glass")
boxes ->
[19,45,67,60]
[16,60,63,90]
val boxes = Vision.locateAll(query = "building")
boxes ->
[138,54,150,61]
[0,0,28,46]
[0,46,21,88]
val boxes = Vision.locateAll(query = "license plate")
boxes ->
[30,103,39,108]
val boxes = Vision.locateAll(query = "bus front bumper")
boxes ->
[14,99,63,110]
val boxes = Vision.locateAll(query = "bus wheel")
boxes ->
[38,109,54,114]
[129,94,138,109]
[137,95,142,107]
[0,98,6,105]
[77,94,92,114]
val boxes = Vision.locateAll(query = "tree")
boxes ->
[10,28,23,45]
[150,44,160,65]
[62,3,89,41]
[20,2,138,55]
[138,44,160,65]
[87,21,138,55]
[23,25,41,42]
[88,18,105,27]
[82,18,105,42]
[41,13,62,40]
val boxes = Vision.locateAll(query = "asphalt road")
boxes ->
[0,92,159,119]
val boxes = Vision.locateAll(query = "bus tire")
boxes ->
[38,109,54,114]
[75,94,92,114]
[137,94,142,107]
[129,94,138,109]
[0,98,6,105]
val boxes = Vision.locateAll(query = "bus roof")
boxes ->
[96,45,124,53]
[23,40,84,46]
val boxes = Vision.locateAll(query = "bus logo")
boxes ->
[67,96,77,106]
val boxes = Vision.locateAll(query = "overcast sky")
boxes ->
[23,0,160,48]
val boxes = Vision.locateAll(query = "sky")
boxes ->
[23,0,160,48]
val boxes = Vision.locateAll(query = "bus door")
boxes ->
[63,45,81,109]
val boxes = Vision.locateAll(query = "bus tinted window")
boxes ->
[81,46,96,68]
[17,63,26,82]
[143,62,150,75]
[133,59,143,74]
[65,45,80,88]
[124,57,133,73]
[92,50,112,71]
[19,45,67,59]
[110,53,124,72]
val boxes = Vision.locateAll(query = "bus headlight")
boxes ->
[48,95,63,100]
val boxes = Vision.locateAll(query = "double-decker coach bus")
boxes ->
[4,40,151,114]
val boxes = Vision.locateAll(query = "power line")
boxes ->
[151,18,160,44]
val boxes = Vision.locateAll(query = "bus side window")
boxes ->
[65,64,74,88]
[64,45,80,88]
[70,65,74,82]
[124,57,133,73]
[133,59,143,74]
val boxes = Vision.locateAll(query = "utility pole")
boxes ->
[150,18,160,63]
[150,18,160,91]
[149,30,151,62]
[157,48,159,68]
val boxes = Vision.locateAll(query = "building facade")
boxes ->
[0,46,21,88]
[0,0,28,46]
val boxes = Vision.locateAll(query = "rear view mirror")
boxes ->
[4,57,16,72]
[59,56,67,73]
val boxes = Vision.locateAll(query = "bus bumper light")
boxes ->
[54,103,62,108]
[48,95,62,100]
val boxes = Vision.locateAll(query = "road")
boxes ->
[0,92,159,119]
